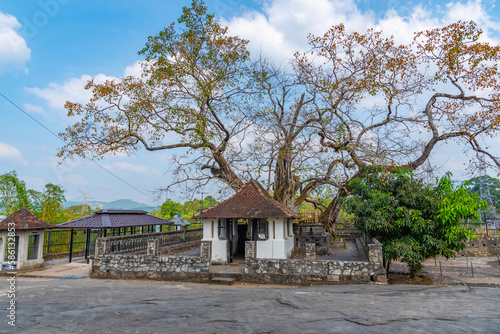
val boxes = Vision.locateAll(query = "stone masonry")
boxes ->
[461,237,500,257]
[245,258,386,285]
[359,234,383,264]
[200,241,212,262]
[92,254,210,282]
[245,241,256,259]
[305,243,316,260]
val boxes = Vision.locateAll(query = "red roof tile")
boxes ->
[193,179,301,219]
[56,209,174,229]
[0,207,55,230]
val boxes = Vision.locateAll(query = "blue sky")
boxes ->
[1,0,499,206]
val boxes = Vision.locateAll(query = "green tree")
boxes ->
[35,183,66,223]
[467,175,500,213]
[0,171,67,223]
[0,171,37,215]
[159,199,183,219]
[64,204,92,219]
[344,168,485,277]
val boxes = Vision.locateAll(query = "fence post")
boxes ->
[94,237,110,258]
[245,241,256,260]
[306,243,316,260]
[46,229,51,254]
[200,241,212,262]
[147,239,159,256]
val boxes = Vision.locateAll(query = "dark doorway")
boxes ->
[236,223,248,257]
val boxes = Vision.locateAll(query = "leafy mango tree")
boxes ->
[344,167,485,277]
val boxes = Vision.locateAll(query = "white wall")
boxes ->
[203,218,294,262]
[201,219,228,263]
[1,229,45,271]
[255,218,294,259]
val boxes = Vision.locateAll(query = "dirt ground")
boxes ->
[389,255,500,286]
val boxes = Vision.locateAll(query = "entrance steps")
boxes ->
[209,277,236,285]
[209,263,245,284]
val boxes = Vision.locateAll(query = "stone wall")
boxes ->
[200,241,212,261]
[461,237,500,257]
[294,223,329,255]
[359,234,383,264]
[245,258,386,285]
[92,254,210,282]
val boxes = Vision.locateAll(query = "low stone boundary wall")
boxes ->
[245,258,386,285]
[359,234,383,264]
[92,254,210,282]
[461,237,500,257]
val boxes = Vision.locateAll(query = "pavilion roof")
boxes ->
[193,179,301,219]
[56,209,173,229]
[0,207,55,230]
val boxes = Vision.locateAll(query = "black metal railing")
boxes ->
[101,228,203,255]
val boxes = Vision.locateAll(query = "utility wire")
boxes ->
[0,92,156,201]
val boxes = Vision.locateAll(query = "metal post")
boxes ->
[484,210,489,237]
[85,229,90,260]
[47,229,51,254]
[439,261,442,276]
[69,229,74,263]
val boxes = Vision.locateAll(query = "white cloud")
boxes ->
[124,61,143,77]
[25,73,117,111]
[224,0,374,62]
[23,103,44,114]
[61,174,89,186]
[24,0,500,121]
[22,176,46,190]
[0,143,28,166]
[113,162,161,175]
[224,0,499,62]
[0,11,30,73]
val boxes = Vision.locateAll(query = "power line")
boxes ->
[0,92,156,201]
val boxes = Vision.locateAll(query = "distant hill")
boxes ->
[63,199,159,212]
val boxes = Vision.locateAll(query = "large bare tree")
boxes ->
[58,1,500,233]
[293,22,500,229]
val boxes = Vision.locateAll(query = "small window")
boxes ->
[287,219,293,237]
[218,219,227,239]
[252,219,268,240]
[27,234,40,260]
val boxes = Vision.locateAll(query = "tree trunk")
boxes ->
[212,151,244,191]
[319,187,348,233]
[273,147,297,208]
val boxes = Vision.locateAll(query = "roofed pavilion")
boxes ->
[57,209,174,262]
[194,180,300,263]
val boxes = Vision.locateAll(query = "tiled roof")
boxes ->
[193,179,301,219]
[0,207,55,230]
[56,209,174,229]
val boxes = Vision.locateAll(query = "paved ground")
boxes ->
[0,278,499,333]
[13,258,91,280]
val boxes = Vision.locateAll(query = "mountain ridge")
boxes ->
[63,199,159,212]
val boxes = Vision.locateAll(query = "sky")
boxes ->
[1,0,500,206]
